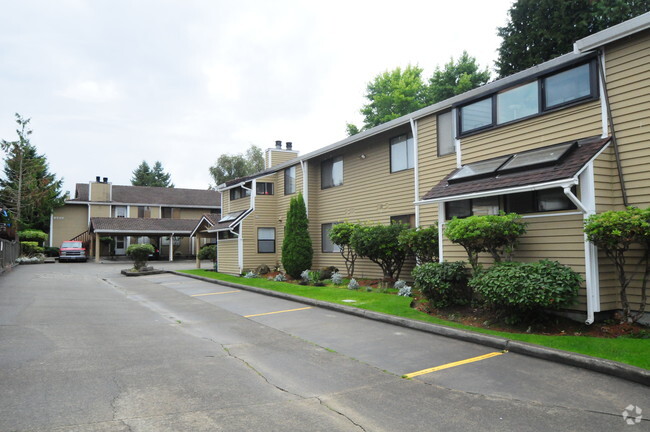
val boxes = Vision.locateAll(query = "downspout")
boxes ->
[300,160,308,217]
[410,118,420,227]
[437,202,445,262]
[169,232,174,262]
[597,49,628,206]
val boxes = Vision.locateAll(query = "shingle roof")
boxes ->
[421,136,611,202]
[90,217,198,234]
[72,184,220,207]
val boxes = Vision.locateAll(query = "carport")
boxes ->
[89,217,198,263]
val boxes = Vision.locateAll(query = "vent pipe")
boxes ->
[275,140,282,149]
[286,142,293,150]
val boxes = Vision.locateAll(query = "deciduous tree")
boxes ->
[209,145,265,187]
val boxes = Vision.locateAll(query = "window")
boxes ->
[437,111,455,156]
[505,188,577,213]
[497,81,539,123]
[161,207,180,219]
[543,63,594,109]
[137,206,150,218]
[321,223,341,253]
[390,133,414,172]
[460,97,493,134]
[114,206,127,218]
[321,156,343,189]
[230,185,251,200]
[256,182,274,195]
[284,166,296,195]
[257,228,275,253]
[390,214,416,228]
[445,197,499,219]
[218,228,238,240]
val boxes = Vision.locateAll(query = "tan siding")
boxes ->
[217,239,239,274]
[51,205,89,246]
[89,204,110,218]
[90,182,110,201]
[178,208,208,219]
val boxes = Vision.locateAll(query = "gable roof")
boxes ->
[190,213,221,237]
[71,184,220,207]
[420,136,611,203]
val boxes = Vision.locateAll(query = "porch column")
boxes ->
[95,232,101,263]
[169,233,174,262]
[195,234,201,268]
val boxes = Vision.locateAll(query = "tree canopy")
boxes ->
[0,114,64,233]
[131,160,174,187]
[209,145,264,187]
[347,53,490,135]
[495,0,650,77]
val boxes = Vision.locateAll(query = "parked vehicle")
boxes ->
[59,241,87,262]
[148,243,160,260]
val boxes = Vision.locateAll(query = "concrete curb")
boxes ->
[172,271,650,386]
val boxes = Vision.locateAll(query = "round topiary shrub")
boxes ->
[126,244,155,270]
[469,260,582,315]
[412,261,470,308]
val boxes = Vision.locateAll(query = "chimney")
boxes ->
[103,177,108,183]
[96,176,101,182]
[286,142,293,150]
[275,140,282,149]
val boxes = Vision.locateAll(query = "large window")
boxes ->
[390,214,416,228]
[390,133,414,172]
[446,197,499,219]
[458,60,597,136]
[257,228,275,253]
[137,206,151,218]
[256,182,274,195]
[284,166,296,195]
[321,223,341,253]
[114,206,127,218]
[162,207,180,219]
[437,111,455,156]
[321,156,343,189]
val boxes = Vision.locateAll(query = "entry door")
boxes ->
[114,236,126,255]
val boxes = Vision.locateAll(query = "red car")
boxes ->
[59,241,87,262]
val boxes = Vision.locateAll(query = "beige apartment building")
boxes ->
[51,177,220,261]
[209,14,650,323]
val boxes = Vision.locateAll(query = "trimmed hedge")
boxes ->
[413,261,470,308]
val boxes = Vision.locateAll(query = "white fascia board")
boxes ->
[65,200,219,209]
[414,178,578,205]
[93,229,193,234]
[574,12,650,53]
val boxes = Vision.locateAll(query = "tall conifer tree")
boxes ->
[281,193,312,278]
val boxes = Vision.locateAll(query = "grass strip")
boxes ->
[179,269,649,370]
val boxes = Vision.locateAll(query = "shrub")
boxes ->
[394,281,413,297]
[329,222,359,277]
[308,270,322,284]
[350,223,411,280]
[21,241,44,257]
[331,272,344,285]
[43,246,60,257]
[469,260,582,316]
[100,237,116,256]
[256,264,271,275]
[18,230,48,244]
[198,244,217,261]
[413,261,470,308]
[300,269,310,282]
[348,278,360,290]
[274,273,286,282]
[126,244,155,270]
[320,266,339,280]
[445,213,527,273]
[281,193,313,278]
[398,225,439,263]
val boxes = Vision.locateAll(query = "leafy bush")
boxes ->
[413,261,470,308]
[281,193,313,278]
[398,225,438,263]
[445,213,527,273]
[348,278,360,290]
[329,222,359,277]
[20,241,44,257]
[469,260,582,316]
[18,230,48,244]
[126,244,155,270]
[331,272,344,285]
[100,237,116,256]
[350,223,411,280]
[43,246,60,257]
[198,244,217,261]
[584,207,650,323]
[308,270,322,284]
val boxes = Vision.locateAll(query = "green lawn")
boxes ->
[179,269,649,370]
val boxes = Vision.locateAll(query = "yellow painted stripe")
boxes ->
[244,306,313,318]
[404,352,504,378]
[191,290,240,297]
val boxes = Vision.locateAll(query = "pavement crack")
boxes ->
[316,397,367,432]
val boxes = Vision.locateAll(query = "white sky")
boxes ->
[0,0,513,195]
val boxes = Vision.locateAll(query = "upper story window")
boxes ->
[137,206,150,218]
[284,166,296,195]
[256,182,274,195]
[458,60,597,136]
[230,184,251,201]
[162,207,181,219]
[321,156,343,189]
[114,206,127,218]
[390,133,414,172]
[437,111,455,156]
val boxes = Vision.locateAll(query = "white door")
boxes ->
[114,236,126,255]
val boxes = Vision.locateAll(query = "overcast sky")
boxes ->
[0,0,514,195]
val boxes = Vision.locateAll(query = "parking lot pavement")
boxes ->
[140,273,649,417]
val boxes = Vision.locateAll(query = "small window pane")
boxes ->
[390,134,413,172]
[497,81,539,124]
[284,166,296,194]
[258,228,275,253]
[256,182,273,195]
[437,111,454,156]
[544,63,591,108]
[538,189,576,212]
[460,98,493,133]
[472,197,499,216]
[446,200,472,219]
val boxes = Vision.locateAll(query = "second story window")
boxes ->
[437,111,455,156]
[256,182,274,195]
[321,156,343,189]
[230,184,251,201]
[390,133,414,172]
[114,206,127,218]
[137,206,150,218]
[284,166,296,195]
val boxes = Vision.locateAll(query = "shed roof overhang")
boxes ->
[89,217,198,236]
[206,209,253,233]
[416,136,611,205]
